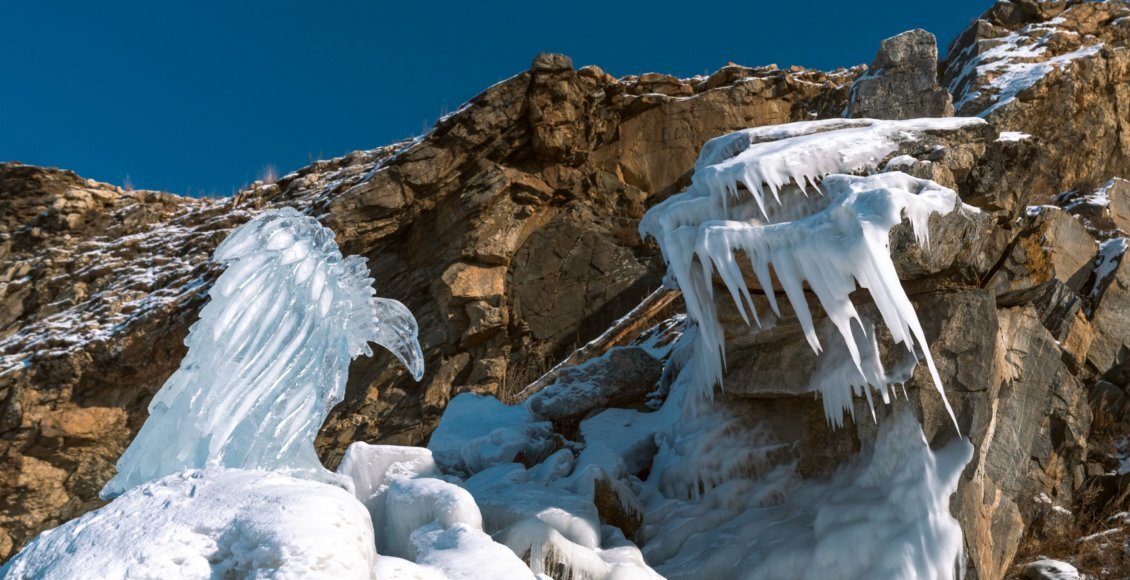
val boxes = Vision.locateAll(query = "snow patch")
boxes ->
[948,21,1104,116]
[996,131,1032,142]
[1090,237,1127,305]
[427,392,555,476]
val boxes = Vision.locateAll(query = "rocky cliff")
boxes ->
[1,0,1129,577]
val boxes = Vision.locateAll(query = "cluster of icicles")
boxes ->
[640,117,986,426]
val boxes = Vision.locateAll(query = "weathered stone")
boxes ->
[421,353,470,413]
[461,300,508,347]
[1111,177,1130,233]
[438,262,507,306]
[1088,251,1130,374]
[986,207,1097,298]
[39,407,126,440]
[527,346,661,427]
[1089,380,1129,424]
[848,29,954,120]
[593,473,644,542]
[943,1,1130,197]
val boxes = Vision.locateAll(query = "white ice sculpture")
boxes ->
[100,207,424,499]
[640,117,987,426]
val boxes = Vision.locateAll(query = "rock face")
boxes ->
[849,28,955,119]
[942,0,1130,197]
[1,1,1128,577]
[0,58,855,559]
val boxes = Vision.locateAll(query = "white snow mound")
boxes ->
[1,469,378,580]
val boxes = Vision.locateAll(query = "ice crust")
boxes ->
[640,117,981,426]
[101,207,425,498]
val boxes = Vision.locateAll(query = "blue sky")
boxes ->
[1,1,990,196]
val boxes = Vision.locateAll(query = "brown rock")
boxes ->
[1107,178,1130,234]
[438,262,506,306]
[1088,248,1130,374]
[986,207,1097,298]
[943,1,1130,196]
[848,29,954,119]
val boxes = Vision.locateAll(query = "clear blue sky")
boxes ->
[1,1,990,197]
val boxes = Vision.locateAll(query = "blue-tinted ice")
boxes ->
[101,208,424,499]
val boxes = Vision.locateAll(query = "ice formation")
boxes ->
[101,207,425,498]
[641,389,972,579]
[639,117,984,425]
[319,327,969,580]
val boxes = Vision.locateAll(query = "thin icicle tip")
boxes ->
[641,118,981,429]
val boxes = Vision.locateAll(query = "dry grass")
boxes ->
[1011,400,1129,578]
[500,350,555,405]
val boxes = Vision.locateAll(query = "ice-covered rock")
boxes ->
[639,117,984,426]
[1015,558,1081,580]
[427,393,555,476]
[644,404,971,580]
[526,345,662,427]
[100,208,424,499]
[1,469,378,579]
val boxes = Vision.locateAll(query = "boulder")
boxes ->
[848,29,954,119]
[527,346,661,427]
[986,207,1097,299]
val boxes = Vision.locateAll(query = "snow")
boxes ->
[101,208,424,499]
[639,118,977,427]
[1019,559,1081,580]
[807,319,919,427]
[947,19,1104,116]
[979,43,1102,116]
[338,442,441,504]
[883,154,920,170]
[643,404,971,579]
[1,469,378,579]
[331,400,664,579]
[1057,178,1125,213]
[1090,237,1127,305]
[996,131,1031,142]
[1027,204,1059,217]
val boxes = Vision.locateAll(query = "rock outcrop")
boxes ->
[848,28,955,119]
